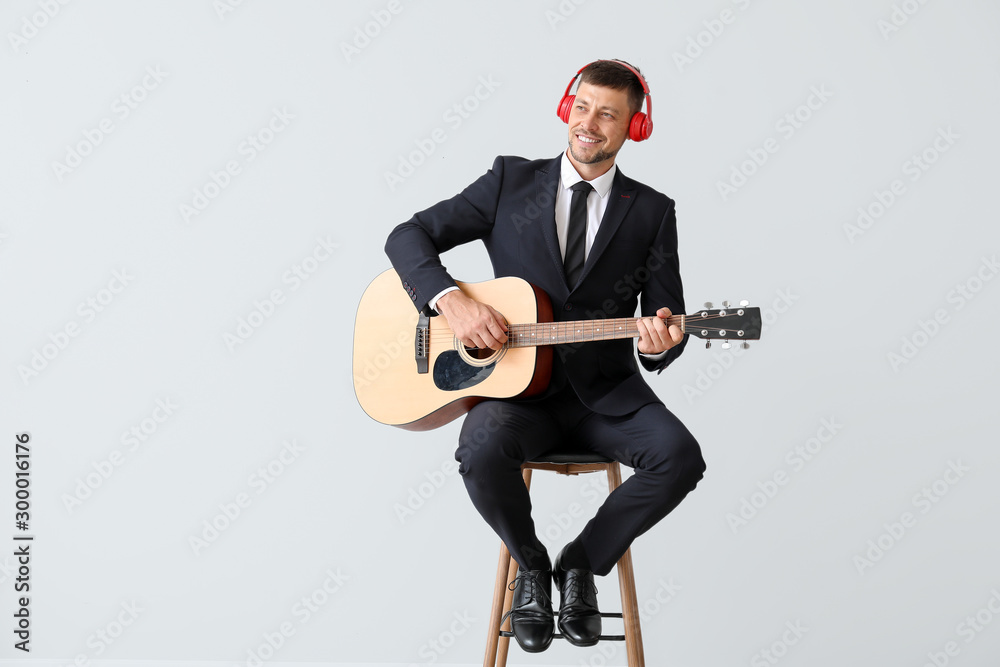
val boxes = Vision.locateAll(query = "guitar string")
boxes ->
[426,329,742,342]
[426,328,746,348]
[423,313,736,335]
[423,315,743,341]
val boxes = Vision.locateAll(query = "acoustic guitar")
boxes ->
[353,269,761,431]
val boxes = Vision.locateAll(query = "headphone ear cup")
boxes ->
[557,94,575,123]
[629,112,653,142]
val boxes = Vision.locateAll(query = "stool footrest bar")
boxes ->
[499,631,626,641]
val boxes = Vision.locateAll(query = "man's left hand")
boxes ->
[636,307,684,355]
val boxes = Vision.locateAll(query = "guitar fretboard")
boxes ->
[506,315,686,348]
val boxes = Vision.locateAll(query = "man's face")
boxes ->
[566,81,633,170]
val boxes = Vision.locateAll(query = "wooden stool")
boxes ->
[483,452,644,666]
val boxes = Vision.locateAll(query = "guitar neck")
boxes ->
[507,315,685,348]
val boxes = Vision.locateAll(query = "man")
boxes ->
[384,60,706,652]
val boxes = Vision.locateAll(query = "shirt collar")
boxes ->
[560,150,617,198]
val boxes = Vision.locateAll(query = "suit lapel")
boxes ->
[534,159,565,281]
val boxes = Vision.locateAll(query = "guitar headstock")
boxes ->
[686,300,761,349]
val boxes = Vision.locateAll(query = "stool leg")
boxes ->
[483,468,534,667]
[495,555,519,667]
[617,547,645,667]
[607,463,645,667]
[483,540,512,667]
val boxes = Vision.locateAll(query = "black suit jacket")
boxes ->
[384,154,687,416]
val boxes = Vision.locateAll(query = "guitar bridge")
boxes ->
[415,313,429,374]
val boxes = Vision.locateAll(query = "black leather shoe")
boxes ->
[554,547,601,647]
[502,568,554,653]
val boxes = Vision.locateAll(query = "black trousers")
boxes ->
[455,386,706,577]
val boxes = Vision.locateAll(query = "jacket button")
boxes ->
[564,303,573,311]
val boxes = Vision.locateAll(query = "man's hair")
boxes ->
[578,60,647,117]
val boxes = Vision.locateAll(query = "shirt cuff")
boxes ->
[639,349,668,361]
[428,286,460,313]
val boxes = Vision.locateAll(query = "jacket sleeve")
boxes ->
[638,197,688,374]
[384,156,505,315]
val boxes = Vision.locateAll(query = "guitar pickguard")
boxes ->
[432,350,496,391]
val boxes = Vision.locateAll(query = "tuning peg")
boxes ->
[740,341,750,350]
[722,340,731,350]
[739,299,749,307]
[722,300,730,308]
[705,340,711,349]
[703,301,713,309]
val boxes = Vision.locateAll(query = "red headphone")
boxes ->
[556,59,653,142]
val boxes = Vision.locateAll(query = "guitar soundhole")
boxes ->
[454,338,506,367]
[463,346,494,361]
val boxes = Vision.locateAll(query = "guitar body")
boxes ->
[353,269,553,431]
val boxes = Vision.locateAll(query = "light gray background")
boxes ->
[2,1,999,666]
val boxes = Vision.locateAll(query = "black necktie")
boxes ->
[564,181,593,286]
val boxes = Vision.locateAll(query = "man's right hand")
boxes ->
[436,290,508,350]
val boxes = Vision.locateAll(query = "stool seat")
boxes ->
[529,450,614,465]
